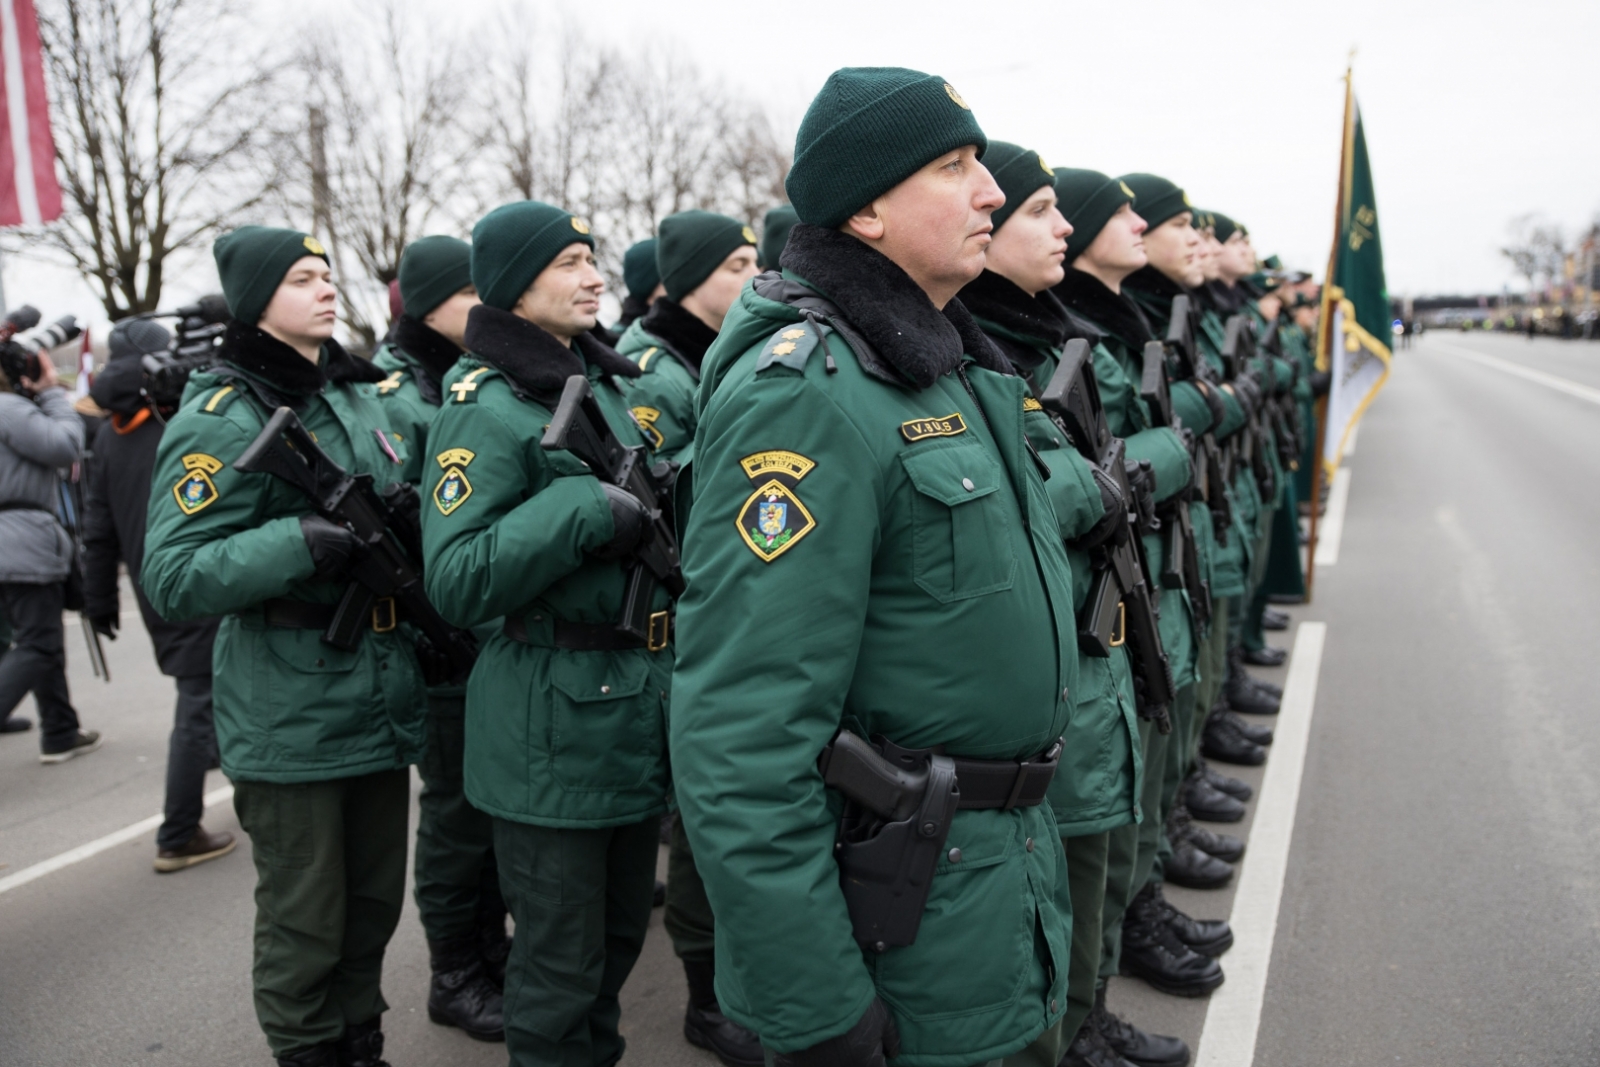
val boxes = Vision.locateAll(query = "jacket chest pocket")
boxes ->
[547,649,665,793]
[900,444,1018,603]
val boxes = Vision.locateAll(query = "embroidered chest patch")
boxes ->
[736,450,817,562]
[432,447,476,516]
[630,406,664,450]
[172,453,223,515]
[900,413,967,442]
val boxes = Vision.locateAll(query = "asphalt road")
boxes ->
[2,328,1597,1066]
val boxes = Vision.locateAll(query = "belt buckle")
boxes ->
[646,610,670,652]
[371,596,398,633]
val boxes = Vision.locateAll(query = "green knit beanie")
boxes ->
[985,141,1056,233]
[759,204,799,270]
[657,210,756,302]
[786,67,988,228]
[623,239,660,298]
[1211,211,1245,243]
[1119,173,1191,232]
[398,236,472,319]
[471,201,595,311]
[1054,168,1134,262]
[213,226,329,326]
[1191,209,1214,231]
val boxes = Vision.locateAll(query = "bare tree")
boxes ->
[27,0,280,319]
[1502,214,1569,297]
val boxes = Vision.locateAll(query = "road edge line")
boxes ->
[1194,621,1327,1067]
[0,785,236,896]
[1313,468,1352,566]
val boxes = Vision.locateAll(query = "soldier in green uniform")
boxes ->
[142,226,426,1067]
[420,200,669,1067]
[616,237,663,331]
[370,235,506,1042]
[1049,175,1231,1007]
[961,142,1188,1067]
[673,67,1075,1067]
[616,210,758,463]
[758,204,800,270]
[615,208,764,1066]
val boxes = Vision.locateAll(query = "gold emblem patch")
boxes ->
[631,406,665,450]
[1022,396,1043,412]
[433,466,472,515]
[377,370,405,394]
[736,451,817,562]
[1119,180,1135,199]
[900,413,968,442]
[944,83,969,109]
[742,225,757,244]
[303,236,326,255]
[570,216,591,235]
[173,453,223,515]
[1039,155,1053,174]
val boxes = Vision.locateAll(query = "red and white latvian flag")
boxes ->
[0,0,59,225]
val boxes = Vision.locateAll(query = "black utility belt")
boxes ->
[503,611,671,653]
[819,734,1060,811]
[260,596,400,634]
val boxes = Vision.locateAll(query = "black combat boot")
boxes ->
[427,935,506,1041]
[1120,885,1225,996]
[1201,707,1266,766]
[1092,986,1190,1067]
[1146,882,1233,957]
[1059,1016,1136,1067]
[1182,770,1246,823]
[1164,833,1234,889]
[683,958,764,1067]
[1220,708,1273,746]
[277,1045,338,1067]
[334,1019,390,1067]
[1242,645,1287,667]
[1198,758,1252,801]
[1170,803,1245,863]
[1262,606,1290,631]
[1225,648,1281,714]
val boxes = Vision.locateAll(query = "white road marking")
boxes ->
[0,785,235,896]
[1313,467,1352,566]
[1194,621,1328,1067]
[1341,420,1359,457]
[1425,339,1600,408]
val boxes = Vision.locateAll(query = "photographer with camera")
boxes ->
[82,316,234,872]
[0,325,100,760]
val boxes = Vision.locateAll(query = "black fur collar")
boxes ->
[219,320,385,404]
[615,293,650,333]
[392,315,464,388]
[1052,268,1154,351]
[640,297,718,376]
[1199,279,1245,315]
[960,269,1070,372]
[462,304,640,405]
[778,223,1008,389]
[1123,266,1189,334]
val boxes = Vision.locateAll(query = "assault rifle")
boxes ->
[1042,339,1174,734]
[234,407,478,683]
[1149,295,1232,549]
[1136,344,1210,631]
[1221,316,1276,502]
[541,375,684,648]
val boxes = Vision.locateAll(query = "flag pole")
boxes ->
[1304,55,1356,600]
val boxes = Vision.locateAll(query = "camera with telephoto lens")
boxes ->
[0,308,82,394]
[138,294,230,407]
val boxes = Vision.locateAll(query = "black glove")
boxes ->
[770,998,900,1067]
[89,613,118,640]
[1125,458,1160,532]
[1070,463,1128,550]
[299,514,362,581]
[1196,380,1229,429]
[592,482,649,561]
[1309,369,1332,398]
[413,635,453,688]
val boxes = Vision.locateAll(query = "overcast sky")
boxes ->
[5,0,1595,337]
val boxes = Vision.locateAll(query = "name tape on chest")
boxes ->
[736,450,818,562]
[172,453,223,515]
[900,413,967,442]
[432,448,476,516]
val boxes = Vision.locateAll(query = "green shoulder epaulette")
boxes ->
[446,365,496,404]
[757,321,831,372]
[198,384,243,416]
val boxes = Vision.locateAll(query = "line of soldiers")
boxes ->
[137,65,1326,1067]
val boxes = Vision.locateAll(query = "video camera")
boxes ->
[134,294,230,407]
[0,305,84,393]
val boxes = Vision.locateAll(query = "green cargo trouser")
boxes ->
[1150,684,1196,884]
[1196,596,1231,732]
[1231,521,1274,648]
[999,832,1110,1067]
[493,816,658,1067]
[414,693,500,942]
[665,815,715,962]
[1100,716,1163,980]
[233,768,410,1057]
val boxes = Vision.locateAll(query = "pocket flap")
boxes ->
[900,445,1003,507]
[549,649,651,703]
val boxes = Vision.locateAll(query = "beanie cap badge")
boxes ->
[1118,181,1135,198]
[303,236,325,255]
[741,225,757,244]
[944,83,969,109]
[1039,155,1053,174]
[1182,192,1192,206]
[570,217,591,235]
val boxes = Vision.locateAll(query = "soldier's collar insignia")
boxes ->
[172,453,223,515]
[944,83,970,109]
[376,369,405,394]
[450,366,492,402]
[900,413,968,442]
[303,236,326,256]
[436,447,475,469]
[758,322,829,372]
[631,406,665,450]
[736,450,817,562]
[742,225,757,244]
[433,463,473,516]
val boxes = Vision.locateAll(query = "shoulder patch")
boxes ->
[1022,396,1043,412]
[436,448,475,469]
[900,413,968,442]
[757,322,830,372]
[448,366,494,403]
[200,385,239,414]
[630,406,665,450]
[376,369,406,394]
[637,346,661,371]
[735,450,817,562]
[172,453,223,515]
